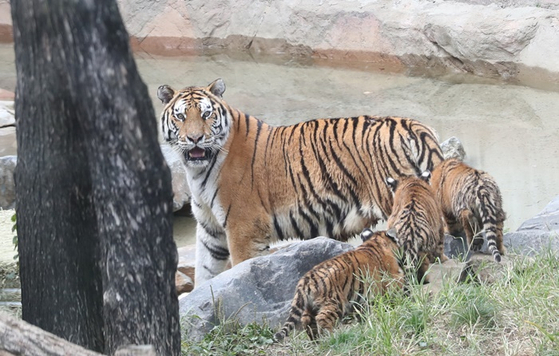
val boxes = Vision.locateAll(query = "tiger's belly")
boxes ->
[270,203,384,241]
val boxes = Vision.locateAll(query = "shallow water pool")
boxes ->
[2,45,558,248]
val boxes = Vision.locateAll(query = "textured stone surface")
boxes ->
[440,136,466,161]
[112,0,559,80]
[179,237,354,341]
[175,270,194,295]
[504,195,559,255]
[460,252,516,284]
[1,2,558,78]
[176,244,196,296]
[0,155,16,209]
[0,145,190,212]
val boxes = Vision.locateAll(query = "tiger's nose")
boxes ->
[188,134,203,144]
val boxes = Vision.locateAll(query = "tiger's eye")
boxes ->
[202,111,211,119]
[175,113,185,121]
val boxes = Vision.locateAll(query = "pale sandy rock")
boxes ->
[114,0,559,78]
[1,1,558,77]
[461,253,516,284]
[175,270,194,295]
[177,244,195,282]
[0,100,14,127]
[0,155,16,209]
[0,89,13,100]
[423,259,466,295]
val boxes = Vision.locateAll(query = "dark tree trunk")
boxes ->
[11,1,180,355]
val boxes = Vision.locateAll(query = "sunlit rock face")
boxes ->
[113,0,559,80]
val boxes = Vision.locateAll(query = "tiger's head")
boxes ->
[385,170,432,193]
[157,78,230,168]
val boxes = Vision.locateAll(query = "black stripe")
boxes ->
[199,220,225,239]
[222,205,232,228]
[250,119,264,189]
[210,187,219,208]
[273,214,285,240]
[299,208,319,238]
[202,240,230,260]
[244,113,251,137]
[289,210,305,239]
[201,151,220,188]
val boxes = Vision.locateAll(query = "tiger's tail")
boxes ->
[274,289,307,342]
[477,190,502,263]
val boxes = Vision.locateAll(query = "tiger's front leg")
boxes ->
[194,222,230,286]
[227,218,273,267]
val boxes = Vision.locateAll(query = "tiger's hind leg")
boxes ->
[434,224,449,263]
[460,210,481,251]
[301,306,318,341]
[495,220,506,256]
[314,300,344,339]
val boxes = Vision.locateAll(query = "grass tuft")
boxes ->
[181,247,559,355]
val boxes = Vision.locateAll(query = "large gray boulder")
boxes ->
[504,195,559,255]
[179,237,354,341]
[0,155,16,209]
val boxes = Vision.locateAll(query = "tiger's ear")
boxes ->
[385,177,398,192]
[207,78,226,98]
[420,170,431,183]
[157,85,175,104]
[360,228,374,242]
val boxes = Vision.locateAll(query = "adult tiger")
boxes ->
[157,79,443,286]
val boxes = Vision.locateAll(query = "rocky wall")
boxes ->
[0,1,558,83]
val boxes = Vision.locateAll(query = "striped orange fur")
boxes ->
[431,159,506,262]
[274,229,404,341]
[386,172,447,283]
[157,79,444,285]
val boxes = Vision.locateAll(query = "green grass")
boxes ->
[1,248,558,355]
[182,248,559,356]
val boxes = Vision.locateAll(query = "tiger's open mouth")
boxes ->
[187,147,207,161]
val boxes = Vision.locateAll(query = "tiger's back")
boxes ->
[431,158,506,262]
[386,173,447,283]
[157,79,444,284]
[274,229,404,341]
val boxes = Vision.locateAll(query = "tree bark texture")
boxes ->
[11,1,180,355]
[0,312,103,356]
[0,312,157,356]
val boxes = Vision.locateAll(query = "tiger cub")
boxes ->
[386,172,447,283]
[431,158,506,262]
[274,229,404,341]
